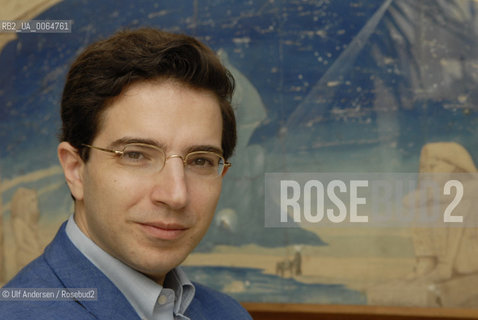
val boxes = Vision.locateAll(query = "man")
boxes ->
[1,28,252,320]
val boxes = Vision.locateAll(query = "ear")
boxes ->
[58,142,85,200]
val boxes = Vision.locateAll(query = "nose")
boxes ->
[150,157,189,209]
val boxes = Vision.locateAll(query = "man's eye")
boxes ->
[189,156,215,167]
[192,158,212,167]
[123,151,144,160]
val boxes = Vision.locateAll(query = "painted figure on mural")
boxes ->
[404,142,478,282]
[275,246,303,278]
[10,187,42,271]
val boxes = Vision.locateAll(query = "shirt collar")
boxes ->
[65,215,195,319]
[165,267,195,315]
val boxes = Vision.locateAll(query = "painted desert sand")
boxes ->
[184,227,417,292]
[5,218,478,308]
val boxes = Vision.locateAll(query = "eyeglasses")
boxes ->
[82,143,231,178]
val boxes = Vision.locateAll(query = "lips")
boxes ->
[138,221,189,240]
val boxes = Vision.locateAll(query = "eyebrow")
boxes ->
[185,145,224,155]
[109,137,224,155]
[109,137,165,149]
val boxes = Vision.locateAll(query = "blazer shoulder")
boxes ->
[3,254,59,288]
[0,299,97,320]
[2,222,140,320]
[0,254,90,319]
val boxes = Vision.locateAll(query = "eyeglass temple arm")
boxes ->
[82,144,123,156]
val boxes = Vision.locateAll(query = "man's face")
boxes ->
[73,80,224,283]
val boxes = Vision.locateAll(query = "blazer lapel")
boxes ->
[43,223,140,320]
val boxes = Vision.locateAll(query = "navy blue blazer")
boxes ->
[0,222,252,319]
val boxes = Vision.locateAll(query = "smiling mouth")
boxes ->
[138,222,188,240]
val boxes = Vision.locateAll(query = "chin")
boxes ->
[130,251,188,275]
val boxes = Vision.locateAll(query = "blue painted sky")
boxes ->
[1,0,478,248]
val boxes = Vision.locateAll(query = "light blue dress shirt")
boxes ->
[65,215,195,320]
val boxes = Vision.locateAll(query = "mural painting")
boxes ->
[1,0,478,308]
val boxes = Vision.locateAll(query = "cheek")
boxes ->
[85,170,144,216]
[190,181,223,221]
[109,171,146,195]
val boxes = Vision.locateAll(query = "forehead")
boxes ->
[95,80,223,150]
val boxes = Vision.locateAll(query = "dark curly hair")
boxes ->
[60,27,236,160]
